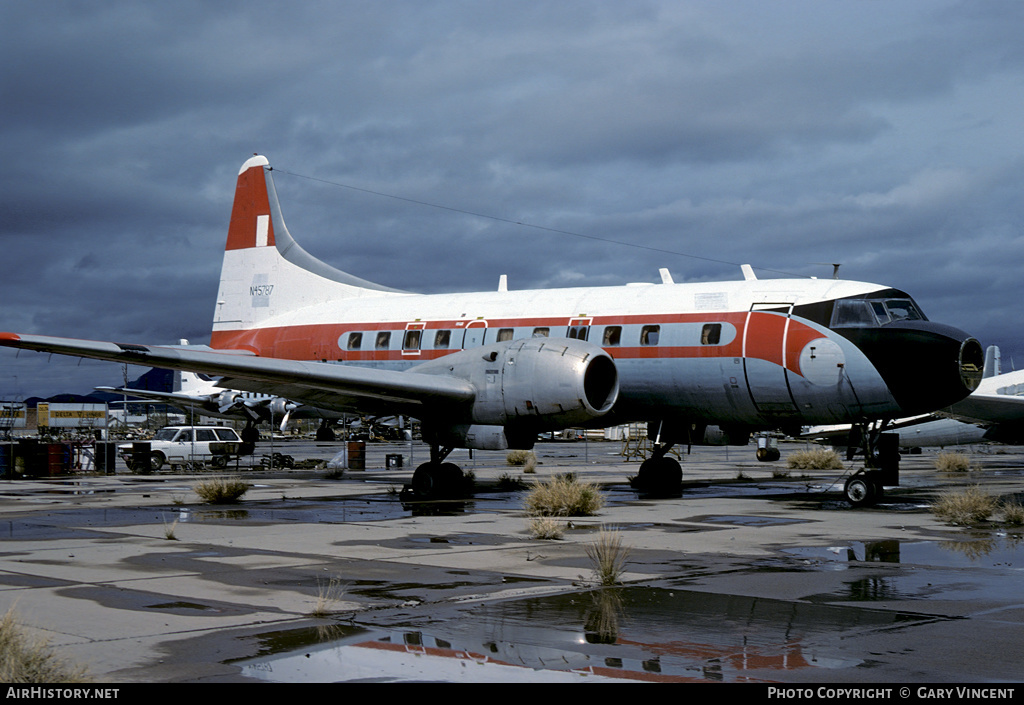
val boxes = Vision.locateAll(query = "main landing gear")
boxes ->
[631,443,683,496]
[315,419,336,442]
[406,445,471,499]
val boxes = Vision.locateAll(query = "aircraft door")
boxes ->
[743,303,799,418]
[567,317,592,341]
[462,320,488,348]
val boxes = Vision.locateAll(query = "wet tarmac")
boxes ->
[2,439,1024,683]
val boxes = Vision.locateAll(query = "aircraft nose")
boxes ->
[840,322,983,416]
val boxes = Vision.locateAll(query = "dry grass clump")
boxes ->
[309,576,346,617]
[528,516,565,540]
[586,527,631,586]
[0,608,90,683]
[931,485,998,525]
[524,474,605,517]
[506,450,537,473]
[193,476,251,504]
[934,451,974,473]
[1001,500,1024,526]
[786,448,845,470]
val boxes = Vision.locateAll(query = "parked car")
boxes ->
[120,426,246,472]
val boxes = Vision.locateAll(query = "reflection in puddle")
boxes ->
[700,515,806,527]
[234,587,936,682]
[788,537,1024,605]
[784,536,1024,568]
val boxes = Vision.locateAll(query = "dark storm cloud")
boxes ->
[2,0,1024,398]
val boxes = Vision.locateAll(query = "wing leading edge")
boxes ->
[0,332,476,416]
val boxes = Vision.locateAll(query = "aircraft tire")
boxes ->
[411,462,464,497]
[633,456,682,496]
[844,473,878,507]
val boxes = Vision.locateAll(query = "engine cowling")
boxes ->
[412,337,619,446]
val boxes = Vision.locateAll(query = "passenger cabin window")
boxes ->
[196,429,217,442]
[603,326,622,346]
[434,330,451,349]
[347,332,363,350]
[375,331,391,350]
[496,328,514,342]
[701,324,721,345]
[640,325,660,346]
[402,329,422,351]
[532,327,549,337]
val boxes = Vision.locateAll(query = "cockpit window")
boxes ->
[884,299,925,322]
[831,297,927,328]
[831,300,876,327]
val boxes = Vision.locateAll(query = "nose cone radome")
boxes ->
[840,322,983,416]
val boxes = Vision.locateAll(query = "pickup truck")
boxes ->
[120,426,246,471]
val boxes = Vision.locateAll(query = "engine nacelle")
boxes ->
[413,337,619,442]
[267,397,291,418]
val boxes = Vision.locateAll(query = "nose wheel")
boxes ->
[844,470,883,507]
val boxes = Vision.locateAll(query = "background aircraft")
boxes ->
[96,348,347,441]
[0,155,983,502]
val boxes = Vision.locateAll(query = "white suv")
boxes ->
[121,426,246,471]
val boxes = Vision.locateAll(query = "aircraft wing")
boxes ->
[94,387,216,406]
[0,332,476,417]
[940,394,1024,426]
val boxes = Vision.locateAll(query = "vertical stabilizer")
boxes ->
[983,345,1001,378]
[212,155,406,346]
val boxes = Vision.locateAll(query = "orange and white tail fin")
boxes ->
[211,155,405,348]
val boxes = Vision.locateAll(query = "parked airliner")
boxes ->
[0,155,983,501]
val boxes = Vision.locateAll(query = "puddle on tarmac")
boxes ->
[232,586,937,682]
[782,535,1024,605]
[783,535,1024,568]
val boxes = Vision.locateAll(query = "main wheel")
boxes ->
[633,456,683,496]
[410,462,464,497]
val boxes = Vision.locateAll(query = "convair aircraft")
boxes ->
[0,155,984,502]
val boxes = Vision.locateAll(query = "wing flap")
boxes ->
[0,332,476,413]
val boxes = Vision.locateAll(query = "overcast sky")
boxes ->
[2,1,1023,399]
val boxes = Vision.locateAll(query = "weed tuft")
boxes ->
[934,451,974,473]
[498,472,529,491]
[193,476,250,504]
[163,518,179,540]
[507,450,537,473]
[528,516,565,540]
[309,576,347,618]
[586,527,631,586]
[786,448,844,470]
[1001,500,1024,526]
[0,608,90,683]
[524,475,604,517]
[931,485,997,525]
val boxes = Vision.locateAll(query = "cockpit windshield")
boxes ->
[830,297,927,328]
